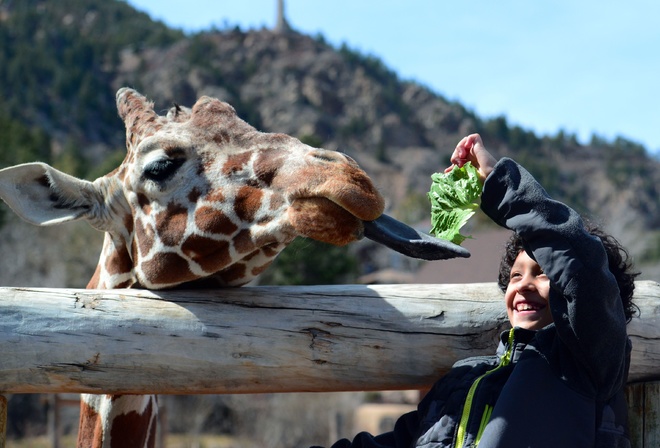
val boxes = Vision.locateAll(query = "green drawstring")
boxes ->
[454,328,515,448]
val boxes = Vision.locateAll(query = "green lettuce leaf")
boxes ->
[428,162,483,245]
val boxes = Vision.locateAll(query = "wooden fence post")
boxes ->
[47,394,61,448]
[627,381,660,448]
[0,395,7,448]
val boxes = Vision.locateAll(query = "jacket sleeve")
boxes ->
[480,157,629,398]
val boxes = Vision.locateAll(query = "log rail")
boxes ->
[0,281,658,446]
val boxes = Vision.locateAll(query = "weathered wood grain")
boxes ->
[0,281,657,394]
[626,380,660,448]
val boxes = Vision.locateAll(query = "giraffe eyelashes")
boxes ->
[142,157,186,182]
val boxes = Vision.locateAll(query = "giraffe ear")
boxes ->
[0,163,99,226]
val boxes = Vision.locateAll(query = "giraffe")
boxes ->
[0,88,468,447]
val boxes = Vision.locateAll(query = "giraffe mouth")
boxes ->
[362,214,470,260]
[288,197,469,260]
[289,197,365,246]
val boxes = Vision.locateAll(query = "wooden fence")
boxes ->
[0,281,658,446]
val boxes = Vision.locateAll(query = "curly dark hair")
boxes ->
[497,224,640,322]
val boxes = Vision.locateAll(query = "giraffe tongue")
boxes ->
[363,214,470,261]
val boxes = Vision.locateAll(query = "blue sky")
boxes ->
[128,0,660,155]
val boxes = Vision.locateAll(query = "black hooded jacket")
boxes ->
[324,158,631,448]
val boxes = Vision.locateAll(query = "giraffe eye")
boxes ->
[143,158,185,182]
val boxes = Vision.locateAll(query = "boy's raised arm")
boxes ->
[482,155,629,398]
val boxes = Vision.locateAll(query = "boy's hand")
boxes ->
[445,133,497,183]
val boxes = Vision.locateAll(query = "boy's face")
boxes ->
[504,250,553,330]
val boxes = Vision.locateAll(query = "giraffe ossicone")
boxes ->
[0,87,468,448]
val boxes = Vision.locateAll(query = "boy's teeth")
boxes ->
[517,303,539,311]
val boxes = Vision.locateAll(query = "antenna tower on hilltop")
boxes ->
[275,0,292,33]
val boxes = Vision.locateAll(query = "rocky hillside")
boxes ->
[1,0,659,283]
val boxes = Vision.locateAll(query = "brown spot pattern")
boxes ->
[205,188,225,203]
[188,187,202,204]
[254,150,285,186]
[218,263,247,284]
[137,193,151,214]
[123,213,134,235]
[213,130,231,145]
[233,229,256,254]
[196,160,206,177]
[77,401,103,447]
[135,219,155,257]
[234,186,263,223]
[131,238,139,271]
[104,246,133,276]
[142,252,195,285]
[156,203,188,247]
[251,261,274,277]
[194,206,238,235]
[87,265,102,289]
[261,243,281,258]
[268,194,286,211]
[110,398,156,448]
[222,151,252,176]
[181,235,232,273]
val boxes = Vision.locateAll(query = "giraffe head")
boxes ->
[0,88,467,289]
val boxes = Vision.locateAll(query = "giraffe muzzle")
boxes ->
[363,214,471,261]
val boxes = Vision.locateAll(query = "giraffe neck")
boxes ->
[78,394,158,448]
[82,225,157,447]
[87,231,138,289]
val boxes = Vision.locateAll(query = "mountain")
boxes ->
[0,0,659,284]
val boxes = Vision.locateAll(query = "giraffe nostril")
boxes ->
[309,150,347,164]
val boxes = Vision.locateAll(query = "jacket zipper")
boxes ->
[474,404,493,446]
[454,328,516,448]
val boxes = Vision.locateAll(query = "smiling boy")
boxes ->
[504,249,553,330]
[318,134,638,448]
